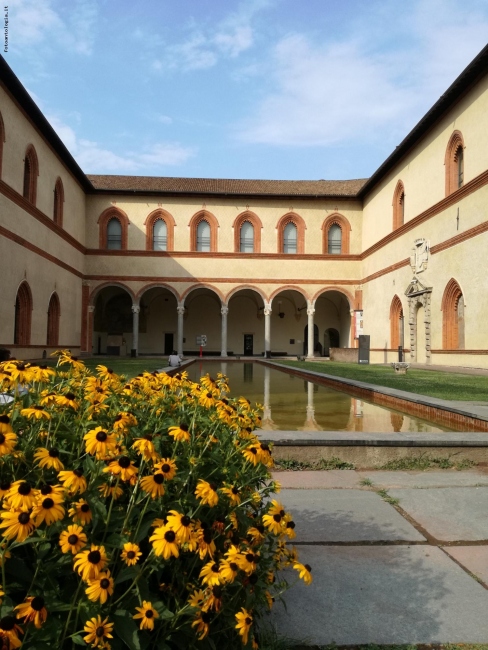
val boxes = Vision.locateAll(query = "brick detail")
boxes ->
[232,210,263,253]
[276,212,306,254]
[445,130,464,196]
[390,295,404,349]
[441,278,463,349]
[392,180,405,230]
[322,213,351,254]
[144,208,175,251]
[98,207,130,249]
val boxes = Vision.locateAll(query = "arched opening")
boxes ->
[277,213,306,254]
[390,295,404,350]
[314,290,352,354]
[182,287,223,355]
[240,221,254,253]
[392,180,405,230]
[283,223,297,254]
[137,286,178,354]
[442,279,465,350]
[14,282,32,345]
[153,219,168,251]
[53,178,64,226]
[196,220,211,252]
[322,213,351,254]
[145,209,175,251]
[93,286,134,355]
[227,288,266,355]
[233,211,262,253]
[270,289,308,356]
[327,224,342,254]
[107,218,122,250]
[47,293,60,346]
[98,207,129,250]
[445,131,465,195]
[23,145,39,205]
[189,211,219,252]
[323,328,340,356]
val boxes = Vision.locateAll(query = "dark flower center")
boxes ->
[161,463,171,473]
[33,405,44,411]
[42,498,54,509]
[287,521,296,529]
[81,504,90,513]
[100,578,110,589]
[0,481,11,491]
[96,626,105,637]
[0,415,10,424]
[74,468,84,477]
[31,597,44,611]
[246,553,255,563]
[118,456,131,468]
[96,431,108,442]
[203,529,212,544]
[231,487,239,494]
[202,612,211,623]
[249,447,257,455]
[211,564,219,573]
[145,610,154,618]
[18,512,30,525]
[88,550,101,564]
[164,530,176,543]
[18,482,31,496]
[48,448,59,458]
[273,514,282,523]
[257,525,264,534]
[206,392,213,399]
[40,484,52,495]
[245,617,252,625]
[127,551,136,559]
[210,483,217,491]
[261,443,270,452]
[154,474,164,484]
[179,423,189,432]
[230,562,238,571]
[0,434,5,444]
[68,534,79,545]
[65,392,76,400]
[0,615,15,630]
[246,427,252,433]
[305,564,312,572]
[114,415,122,422]
[17,363,26,371]
[181,515,191,527]
[279,509,285,517]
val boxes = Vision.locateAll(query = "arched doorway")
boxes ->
[314,290,352,354]
[93,286,134,355]
[323,328,340,356]
[227,288,265,356]
[14,282,32,345]
[183,287,222,355]
[138,287,178,355]
[47,293,60,346]
[270,289,308,357]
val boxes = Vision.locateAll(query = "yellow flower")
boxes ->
[219,558,239,583]
[59,524,87,554]
[197,527,216,560]
[98,483,123,499]
[191,610,212,640]
[154,458,177,480]
[39,390,57,406]
[150,525,179,559]
[113,411,138,430]
[241,444,260,465]
[58,469,87,495]
[55,391,79,409]
[83,615,114,648]
[132,435,157,461]
[14,596,47,628]
[195,480,219,507]
[20,405,51,420]
[168,423,190,442]
[237,550,259,575]
[235,608,253,645]
[140,473,166,499]
[69,499,92,525]
[262,512,285,536]
[84,427,117,458]
[199,561,222,587]
[74,545,108,581]
[0,427,17,457]
[166,510,193,543]
[33,447,64,471]
[0,509,36,542]
[103,456,138,482]
[0,614,23,648]
[5,480,38,510]
[285,520,296,539]
[133,601,159,631]
[85,571,114,604]
[293,561,313,584]
[32,497,65,526]
[95,365,118,382]
[121,542,142,566]
[220,485,241,505]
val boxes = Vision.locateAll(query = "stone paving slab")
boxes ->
[358,469,488,489]
[273,470,360,489]
[444,546,488,584]
[271,545,488,645]
[282,488,425,542]
[389,487,488,541]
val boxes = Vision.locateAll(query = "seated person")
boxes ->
[168,351,181,367]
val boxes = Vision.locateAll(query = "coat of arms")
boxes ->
[409,238,429,274]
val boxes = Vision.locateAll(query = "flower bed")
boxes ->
[0,352,310,649]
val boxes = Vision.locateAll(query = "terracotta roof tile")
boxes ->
[87,175,368,197]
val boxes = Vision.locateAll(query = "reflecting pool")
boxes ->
[184,361,451,433]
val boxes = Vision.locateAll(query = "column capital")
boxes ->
[263,307,272,316]
[177,306,186,316]
[221,306,229,316]
[131,305,140,314]
[306,307,315,316]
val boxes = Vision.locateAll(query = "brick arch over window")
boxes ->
[0,110,5,178]
[23,144,39,205]
[98,207,130,249]
[189,211,219,252]
[47,292,61,346]
[53,177,64,227]
[392,180,405,230]
[390,295,404,349]
[441,278,465,349]
[276,212,306,254]
[445,130,465,196]
[144,208,175,251]
[14,281,33,345]
[321,213,351,254]
[233,211,263,253]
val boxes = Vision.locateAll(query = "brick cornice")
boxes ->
[84,249,361,261]
[85,274,359,286]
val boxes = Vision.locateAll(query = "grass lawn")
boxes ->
[273,360,488,402]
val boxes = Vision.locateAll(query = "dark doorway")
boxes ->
[244,334,253,355]
[164,333,174,355]
[324,328,340,356]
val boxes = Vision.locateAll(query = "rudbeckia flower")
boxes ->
[0,509,36,542]
[84,427,117,458]
[6,361,33,383]
[103,456,138,482]
[95,365,117,382]
[293,561,313,584]
[219,558,239,583]
[74,545,108,581]
[220,485,241,505]
[132,435,157,461]
[113,412,138,431]
[20,405,51,420]
[59,524,87,554]
[149,525,179,559]
[133,601,159,630]
[199,561,222,587]
[140,473,166,499]
[58,469,87,494]
[166,510,193,543]
[235,607,253,645]
[168,423,190,442]
[5,480,38,510]
[199,391,217,409]
[121,542,142,566]
[32,496,65,526]
[69,499,92,525]
[197,527,216,560]
[0,415,13,434]
[262,512,284,535]
[285,520,296,539]
[0,429,17,457]
[39,390,57,406]
[194,480,219,507]
[85,571,114,604]
[237,551,259,575]
[0,480,11,499]
[154,458,177,481]
[33,447,64,471]
[83,615,114,648]
[98,483,123,499]
[241,444,260,465]
[55,392,79,409]
[0,614,23,648]
[191,610,212,640]
[14,596,47,628]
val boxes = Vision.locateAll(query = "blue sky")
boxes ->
[6,0,488,180]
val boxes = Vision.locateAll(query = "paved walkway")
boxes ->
[270,468,488,645]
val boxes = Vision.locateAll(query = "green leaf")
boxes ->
[72,635,86,646]
[114,566,138,585]
[135,513,155,543]
[114,610,142,650]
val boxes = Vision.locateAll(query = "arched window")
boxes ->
[392,180,405,230]
[322,213,351,254]
[0,111,5,179]
[240,221,254,252]
[107,218,122,249]
[98,207,129,249]
[23,145,39,205]
[445,131,465,196]
[283,223,297,253]
[47,293,60,346]
[390,295,404,350]
[277,213,306,254]
[14,282,32,345]
[328,224,342,254]
[53,178,64,226]
[197,220,211,252]
[153,219,167,250]
[442,279,465,349]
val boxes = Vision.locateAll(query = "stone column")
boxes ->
[306,381,315,421]
[306,302,315,359]
[264,302,272,358]
[177,305,185,356]
[87,305,95,355]
[131,305,140,357]
[263,365,272,422]
[221,305,229,357]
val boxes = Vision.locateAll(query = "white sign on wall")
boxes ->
[196,335,207,346]
[354,310,363,339]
